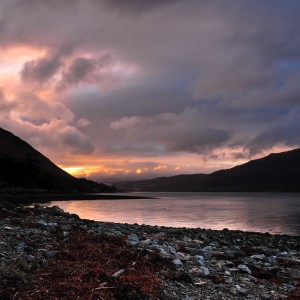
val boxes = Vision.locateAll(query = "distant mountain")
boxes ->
[114,148,300,192]
[0,127,114,193]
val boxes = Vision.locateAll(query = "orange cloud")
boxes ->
[153,164,167,171]
[136,169,143,174]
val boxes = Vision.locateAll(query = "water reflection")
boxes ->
[48,193,300,235]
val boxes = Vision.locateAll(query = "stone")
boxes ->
[186,247,204,256]
[236,284,249,295]
[46,225,57,233]
[196,258,206,267]
[49,205,65,215]
[168,245,177,254]
[60,225,72,231]
[175,252,187,260]
[251,254,266,260]
[113,230,123,236]
[267,256,277,264]
[27,255,35,261]
[140,238,152,245]
[237,264,251,274]
[127,233,139,242]
[37,220,48,226]
[173,258,183,265]
[18,241,25,249]
[45,250,58,257]
[200,266,210,276]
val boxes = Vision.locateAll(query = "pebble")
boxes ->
[200,266,210,276]
[60,224,72,231]
[173,258,183,265]
[1,202,300,300]
[237,264,252,274]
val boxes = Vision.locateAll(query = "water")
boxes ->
[47,192,300,235]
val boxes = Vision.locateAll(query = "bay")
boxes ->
[47,192,300,235]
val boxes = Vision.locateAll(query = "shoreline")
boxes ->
[1,201,300,299]
[1,192,154,205]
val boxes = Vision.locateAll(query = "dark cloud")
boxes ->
[58,54,114,89]
[99,0,180,13]
[109,108,231,155]
[247,107,300,155]
[59,127,94,154]
[21,55,62,83]
[165,128,230,153]
[62,58,96,85]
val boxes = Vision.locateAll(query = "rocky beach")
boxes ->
[1,199,300,300]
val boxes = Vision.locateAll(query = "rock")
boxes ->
[112,269,125,278]
[113,230,123,237]
[18,241,25,249]
[37,220,48,226]
[237,264,252,274]
[200,266,210,276]
[168,245,177,254]
[49,205,65,215]
[60,224,72,231]
[45,250,58,257]
[4,226,13,230]
[140,238,152,245]
[236,284,249,295]
[47,225,57,233]
[195,258,206,267]
[173,258,183,266]
[191,267,201,274]
[186,247,204,256]
[251,254,266,260]
[230,287,238,295]
[127,233,139,242]
[224,250,235,258]
[194,280,208,286]
[27,255,35,261]
[267,256,277,264]
[175,252,187,260]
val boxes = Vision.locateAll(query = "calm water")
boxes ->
[47,192,300,235]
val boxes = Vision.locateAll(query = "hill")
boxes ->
[0,127,114,193]
[114,148,300,192]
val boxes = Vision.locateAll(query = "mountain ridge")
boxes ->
[0,127,114,193]
[114,148,300,192]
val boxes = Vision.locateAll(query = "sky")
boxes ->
[1,0,300,182]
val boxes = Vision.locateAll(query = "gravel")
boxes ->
[1,199,300,299]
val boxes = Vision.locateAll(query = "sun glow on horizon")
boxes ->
[55,144,298,181]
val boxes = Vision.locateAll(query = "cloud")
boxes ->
[110,108,231,155]
[1,0,300,179]
[0,90,94,157]
[247,107,300,155]
[58,54,124,91]
[61,57,97,86]
[21,54,62,83]
[0,89,15,112]
[99,0,180,14]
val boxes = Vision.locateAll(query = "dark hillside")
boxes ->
[0,127,114,193]
[114,148,300,192]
